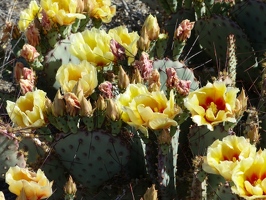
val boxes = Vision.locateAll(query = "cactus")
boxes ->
[53,129,130,192]
[194,15,259,87]
[37,35,80,99]
[0,123,26,177]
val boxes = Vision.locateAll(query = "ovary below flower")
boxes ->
[5,166,53,200]
[202,135,256,181]
[40,0,86,25]
[6,90,47,127]
[184,81,239,131]
[70,28,114,67]
[55,60,98,97]
[231,149,266,199]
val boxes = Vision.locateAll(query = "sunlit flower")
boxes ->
[117,84,181,136]
[20,44,40,62]
[70,28,114,67]
[86,0,116,23]
[6,90,47,127]
[55,60,98,97]
[231,149,266,199]
[40,0,86,25]
[5,166,53,200]
[109,26,139,64]
[202,135,256,180]
[184,81,239,131]
[18,0,41,31]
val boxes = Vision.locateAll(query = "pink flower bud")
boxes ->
[174,19,195,42]
[98,81,113,99]
[20,44,40,62]
[25,24,40,47]
[133,52,153,81]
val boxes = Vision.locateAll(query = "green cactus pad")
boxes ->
[0,131,26,177]
[232,0,266,58]
[37,34,80,99]
[153,58,199,92]
[194,15,259,85]
[188,124,229,156]
[54,129,130,191]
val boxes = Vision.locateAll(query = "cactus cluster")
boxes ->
[1,0,266,199]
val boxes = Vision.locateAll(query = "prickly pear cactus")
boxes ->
[54,129,130,192]
[194,15,259,86]
[0,124,26,177]
[38,35,80,98]
[153,58,199,91]
[232,0,266,59]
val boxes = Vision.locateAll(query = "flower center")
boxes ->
[208,102,218,115]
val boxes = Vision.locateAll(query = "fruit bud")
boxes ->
[52,90,66,117]
[64,92,81,116]
[64,176,77,196]
[79,97,94,117]
[137,29,150,52]
[96,94,107,111]
[20,44,40,62]
[106,98,120,121]
[118,65,130,89]
[142,14,160,41]
[148,69,161,92]
[132,68,143,84]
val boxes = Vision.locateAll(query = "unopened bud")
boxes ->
[148,69,161,92]
[80,97,94,117]
[118,66,130,89]
[76,0,85,13]
[96,94,107,110]
[52,90,65,117]
[64,176,77,196]
[106,99,120,121]
[137,29,150,52]
[20,44,40,62]
[132,68,143,84]
[142,14,160,41]
[64,93,81,116]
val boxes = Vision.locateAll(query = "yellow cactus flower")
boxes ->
[70,28,114,67]
[117,84,181,136]
[231,149,266,199]
[5,166,53,200]
[18,0,41,31]
[6,90,47,127]
[202,135,256,180]
[86,0,116,23]
[184,81,239,131]
[55,60,98,97]
[109,26,139,63]
[0,192,5,200]
[40,0,86,25]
